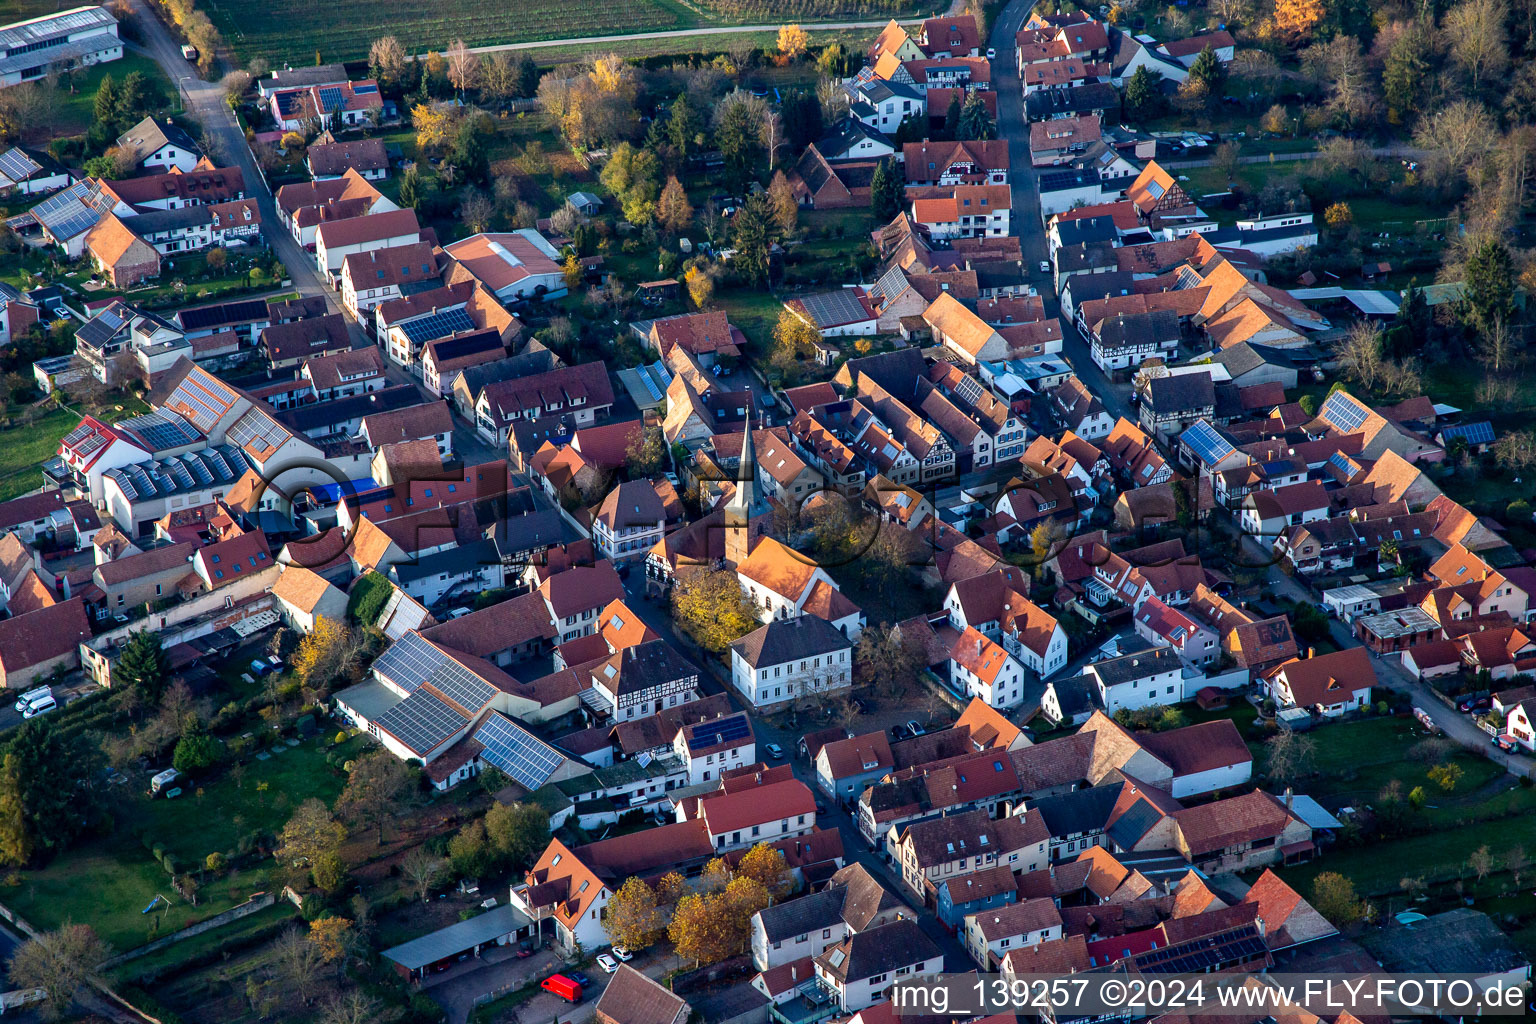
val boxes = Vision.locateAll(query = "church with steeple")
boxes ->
[724,403,771,568]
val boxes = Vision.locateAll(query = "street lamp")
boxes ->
[178,76,192,113]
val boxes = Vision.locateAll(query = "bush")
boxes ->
[161,855,177,876]
[300,894,326,921]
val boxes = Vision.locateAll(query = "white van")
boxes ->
[22,696,55,719]
[13,685,50,712]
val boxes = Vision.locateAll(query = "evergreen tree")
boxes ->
[780,90,823,153]
[1463,239,1516,337]
[1382,25,1429,126]
[870,157,905,220]
[956,92,997,140]
[667,93,703,159]
[92,74,119,131]
[1186,46,1226,96]
[115,630,169,706]
[513,54,540,98]
[0,721,104,866]
[942,96,962,140]
[1123,65,1162,119]
[730,193,774,286]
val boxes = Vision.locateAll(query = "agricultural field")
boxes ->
[201,0,924,67]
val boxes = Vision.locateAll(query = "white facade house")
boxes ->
[0,6,121,89]
[949,627,1028,710]
[1086,646,1183,715]
[814,920,942,1012]
[729,615,854,711]
[671,712,755,786]
[964,898,1064,969]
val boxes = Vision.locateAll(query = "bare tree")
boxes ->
[1469,844,1495,883]
[1480,316,1518,372]
[8,925,110,1021]
[273,926,324,1005]
[1507,845,1530,887]
[401,846,445,902]
[368,36,407,84]
[1264,730,1317,785]
[1444,0,1510,91]
[1301,36,1375,127]
[1337,320,1387,391]
[446,39,479,95]
[1414,101,1498,173]
[482,51,516,101]
[318,990,380,1024]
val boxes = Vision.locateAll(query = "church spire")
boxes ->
[725,398,756,567]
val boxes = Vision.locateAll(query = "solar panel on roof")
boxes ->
[1180,419,1234,466]
[62,423,93,447]
[1,148,45,184]
[318,87,345,112]
[1442,421,1495,445]
[400,307,475,346]
[353,83,378,94]
[374,688,468,755]
[1321,390,1369,432]
[689,716,751,747]
[474,713,565,790]
[372,632,496,713]
[797,289,869,329]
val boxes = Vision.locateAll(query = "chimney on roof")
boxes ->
[1307,647,1314,658]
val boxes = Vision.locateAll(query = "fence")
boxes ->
[101,891,280,968]
[0,900,163,1024]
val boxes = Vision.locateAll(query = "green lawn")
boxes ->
[0,405,78,502]
[57,54,174,139]
[7,733,367,952]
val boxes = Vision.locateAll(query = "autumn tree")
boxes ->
[736,843,793,901]
[308,916,354,965]
[684,264,715,308]
[672,569,757,651]
[657,176,693,233]
[335,749,414,846]
[1323,202,1353,230]
[777,23,810,60]
[1273,0,1324,44]
[485,801,548,870]
[293,616,360,691]
[723,876,771,949]
[9,925,109,1021]
[1413,101,1497,176]
[669,892,733,965]
[768,170,797,234]
[275,798,346,882]
[626,425,667,478]
[605,876,664,949]
[1428,761,1465,791]
[855,623,923,697]
[412,102,457,153]
[1310,872,1364,926]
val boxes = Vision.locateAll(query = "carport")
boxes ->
[381,904,533,981]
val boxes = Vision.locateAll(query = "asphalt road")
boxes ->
[987,1,1133,426]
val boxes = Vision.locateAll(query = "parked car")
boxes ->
[765,743,785,759]
[596,954,619,973]
[1459,696,1491,713]
[906,720,926,737]
[852,697,870,716]
[541,975,583,1003]
[1039,260,1051,274]
[568,970,592,988]
[889,724,910,741]
[612,945,633,961]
